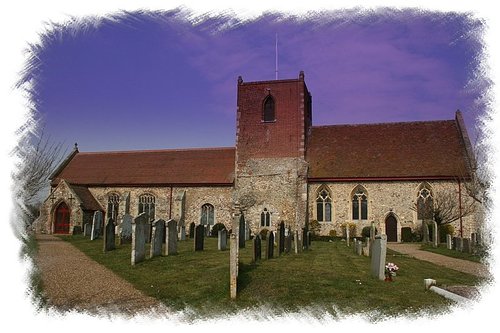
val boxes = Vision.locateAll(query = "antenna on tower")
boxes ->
[275,33,278,80]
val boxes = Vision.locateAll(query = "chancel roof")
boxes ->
[51,147,235,186]
[306,119,471,180]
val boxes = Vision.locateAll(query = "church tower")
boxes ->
[234,71,312,235]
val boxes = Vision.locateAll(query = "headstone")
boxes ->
[252,234,261,262]
[218,229,227,250]
[84,223,91,237]
[462,238,471,254]
[230,206,241,299]
[179,225,186,241]
[277,221,285,255]
[453,237,459,250]
[353,238,357,254]
[284,235,292,253]
[370,221,376,240]
[91,211,103,240]
[294,229,301,254]
[103,218,115,252]
[422,221,429,243]
[266,231,275,259]
[471,233,477,247]
[194,224,204,251]
[307,231,312,247]
[446,234,452,250]
[189,222,195,238]
[362,237,371,257]
[432,221,438,248]
[302,228,308,250]
[239,215,245,248]
[165,219,178,255]
[119,214,133,245]
[144,221,152,244]
[346,225,350,247]
[455,237,464,252]
[355,239,363,255]
[131,213,147,265]
[370,235,387,280]
[150,219,165,258]
[245,223,251,241]
[476,232,482,246]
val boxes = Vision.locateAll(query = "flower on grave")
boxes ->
[385,262,399,277]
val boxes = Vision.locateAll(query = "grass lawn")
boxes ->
[59,235,484,318]
[419,244,484,263]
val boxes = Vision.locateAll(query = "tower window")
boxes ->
[263,95,275,122]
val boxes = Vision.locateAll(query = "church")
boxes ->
[38,71,479,242]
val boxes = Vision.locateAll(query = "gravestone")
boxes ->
[131,213,147,265]
[189,222,195,238]
[307,231,312,247]
[302,228,309,250]
[84,223,91,237]
[453,237,459,250]
[370,234,387,280]
[218,229,227,250]
[91,211,103,240]
[446,234,452,250]
[294,229,301,254]
[422,221,430,243]
[370,221,376,240]
[471,233,477,246]
[165,219,178,255]
[284,235,292,253]
[119,214,133,245]
[277,221,285,255]
[150,219,165,258]
[476,232,482,246]
[353,238,358,254]
[144,221,152,244]
[103,218,115,252]
[179,225,186,241]
[266,231,275,259]
[238,215,245,248]
[432,221,438,248]
[462,238,472,254]
[245,224,251,241]
[362,237,371,257]
[253,234,262,262]
[346,225,350,247]
[355,240,363,256]
[455,237,464,252]
[194,224,205,251]
[230,206,241,299]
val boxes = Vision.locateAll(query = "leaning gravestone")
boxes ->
[165,219,178,255]
[91,211,103,241]
[370,235,387,280]
[131,213,147,265]
[253,234,261,262]
[103,218,115,252]
[239,215,246,248]
[277,221,285,255]
[189,222,195,238]
[84,223,91,237]
[218,229,227,250]
[119,214,133,245]
[446,234,452,250]
[194,224,205,251]
[266,231,274,259]
[150,219,165,258]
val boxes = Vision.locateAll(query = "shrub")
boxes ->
[260,228,269,240]
[361,226,377,238]
[210,223,226,237]
[341,223,357,238]
[439,224,454,243]
[401,227,413,242]
[309,219,321,236]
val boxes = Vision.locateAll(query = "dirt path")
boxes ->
[35,234,166,316]
[387,243,490,278]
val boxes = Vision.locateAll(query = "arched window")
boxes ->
[260,208,271,227]
[352,186,368,220]
[263,95,275,122]
[201,203,215,225]
[316,187,332,222]
[138,194,155,221]
[107,193,120,222]
[417,185,433,220]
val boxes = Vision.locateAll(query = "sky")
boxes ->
[19,8,487,153]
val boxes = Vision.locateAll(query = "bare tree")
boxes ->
[430,189,477,226]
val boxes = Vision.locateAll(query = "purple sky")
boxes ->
[22,9,485,152]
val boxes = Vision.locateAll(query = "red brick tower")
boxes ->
[234,71,311,236]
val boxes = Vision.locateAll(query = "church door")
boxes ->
[54,202,70,234]
[385,215,398,242]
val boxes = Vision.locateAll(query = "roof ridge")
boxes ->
[311,119,455,129]
[77,146,236,155]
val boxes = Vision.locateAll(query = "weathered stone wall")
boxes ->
[308,180,481,240]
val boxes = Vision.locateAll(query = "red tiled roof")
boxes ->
[51,147,235,186]
[69,184,103,211]
[307,120,470,180]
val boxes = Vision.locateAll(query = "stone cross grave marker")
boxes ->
[103,218,116,252]
[131,213,147,265]
[266,231,275,259]
[370,234,387,280]
[84,222,91,237]
[277,221,285,256]
[150,219,165,258]
[119,214,133,245]
[218,229,227,250]
[253,234,262,262]
[194,224,205,251]
[238,214,246,248]
[91,211,103,241]
[446,234,452,250]
[189,222,195,238]
[165,219,178,255]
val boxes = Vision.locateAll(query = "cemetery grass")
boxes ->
[61,236,484,319]
[419,244,484,263]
